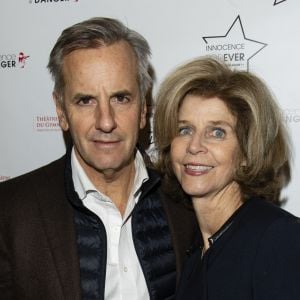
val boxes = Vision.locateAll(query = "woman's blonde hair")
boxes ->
[154,57,291,203]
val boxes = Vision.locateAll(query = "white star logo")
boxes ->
[202,16,267,70]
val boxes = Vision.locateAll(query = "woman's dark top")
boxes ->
[175,198,300,300]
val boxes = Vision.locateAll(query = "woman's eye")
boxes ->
[211,128,226,139]
[178,127,192,136]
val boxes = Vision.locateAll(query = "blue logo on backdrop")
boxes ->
[202,15,267,71]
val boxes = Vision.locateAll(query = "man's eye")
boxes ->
[112,94,130,104]
[77,97,94,105]
[211,128,226,139]
[178,127,192,136]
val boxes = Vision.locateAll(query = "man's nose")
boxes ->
[94,101,117,133]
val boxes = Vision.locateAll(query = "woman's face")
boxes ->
[170,94,240,200]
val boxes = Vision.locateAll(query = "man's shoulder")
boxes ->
[0,155,66,199]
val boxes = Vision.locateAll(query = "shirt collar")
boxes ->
[71,147,149,203]
[131,149,149,201]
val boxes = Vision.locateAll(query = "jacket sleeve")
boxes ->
[253,216,300,300]
[0,182,14,299]
[0,233,13,299]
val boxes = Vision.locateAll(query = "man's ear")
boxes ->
[140,101,147,130]
[53,92,69,131]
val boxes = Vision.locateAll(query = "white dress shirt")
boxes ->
[71,148,150,300]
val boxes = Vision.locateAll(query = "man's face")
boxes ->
[55,41,146,179]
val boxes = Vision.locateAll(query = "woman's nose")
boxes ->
[187,133,208,155]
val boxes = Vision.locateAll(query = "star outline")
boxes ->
[273,0,287,6]
[202,15,268,70]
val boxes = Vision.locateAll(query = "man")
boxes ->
[0,17,197,299]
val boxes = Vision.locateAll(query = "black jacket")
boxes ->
[176,198,300,300]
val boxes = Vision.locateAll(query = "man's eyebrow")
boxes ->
[72,93,94,101]
[71,90,135,101]
[110,90,133,97]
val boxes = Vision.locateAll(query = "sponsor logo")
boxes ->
[0,175,11,182]
[34,115,61,131]
[18,52,30,68]
[274,0,287,5]
[0,52,30,69]
[29,0,79,4]
[202,15,267,70]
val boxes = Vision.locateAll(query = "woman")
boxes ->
[154,57,300,299]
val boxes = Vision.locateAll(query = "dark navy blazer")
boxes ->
[176,198,300,300]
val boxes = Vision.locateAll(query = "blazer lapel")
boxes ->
[160,187,200,284]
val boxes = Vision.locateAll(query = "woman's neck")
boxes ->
[192,181,243,251]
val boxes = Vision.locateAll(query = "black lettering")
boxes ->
[1,60,16,68]
[206,44,245,52]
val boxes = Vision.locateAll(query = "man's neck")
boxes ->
[72,148,137,216]
[99,165,136,216]
[86,163,136,216]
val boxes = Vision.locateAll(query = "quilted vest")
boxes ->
[65,157,176,300]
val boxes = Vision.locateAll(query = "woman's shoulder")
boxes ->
[243,198,300,249]
[242,197,298,226]
[232,198,300,250]
[260,206,300,244]
[251,200,300,297]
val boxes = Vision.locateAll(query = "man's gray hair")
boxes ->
[47,17,153,105]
